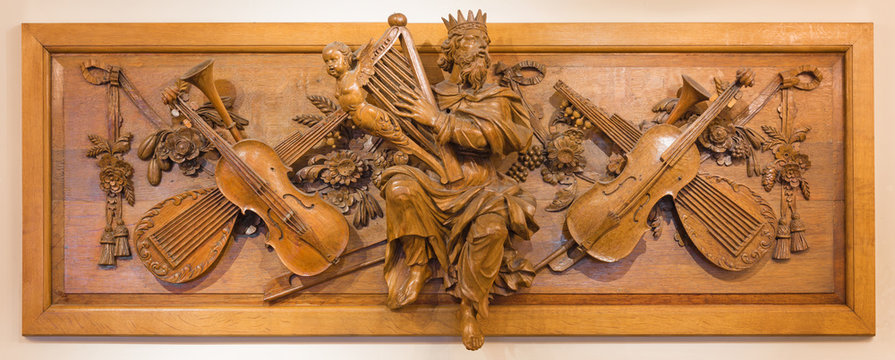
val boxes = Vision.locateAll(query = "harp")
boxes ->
[359,14,463,183]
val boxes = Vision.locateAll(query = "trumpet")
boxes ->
[181,59,245,142]
[664,74,712,125]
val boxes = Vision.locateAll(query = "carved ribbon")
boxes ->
[496,60,549,144]
[82,61,167,266]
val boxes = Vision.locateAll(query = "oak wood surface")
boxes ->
[22,22,874,336]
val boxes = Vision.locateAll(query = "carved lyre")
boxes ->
[360,13,463,183]
[547,79,775,272]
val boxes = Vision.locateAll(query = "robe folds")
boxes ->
[380,80,539,315]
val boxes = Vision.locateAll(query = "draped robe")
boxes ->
[380,80,539,315]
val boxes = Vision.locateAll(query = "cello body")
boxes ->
[215,139,350,276]
[565,124,700,262]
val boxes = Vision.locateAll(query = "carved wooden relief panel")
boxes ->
[24,15,874,349]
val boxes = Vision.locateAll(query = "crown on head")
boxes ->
[442,10,487,35]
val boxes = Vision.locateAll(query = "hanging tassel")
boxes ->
[98,227,116,266]
[112,221,131,257]
[790,210,809,252]
[773,217,791,260]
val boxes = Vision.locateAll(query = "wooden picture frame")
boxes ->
[22,22,874,336]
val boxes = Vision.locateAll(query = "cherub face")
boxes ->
[322,47,350,78]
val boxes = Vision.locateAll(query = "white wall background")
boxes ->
[3,0,892,358]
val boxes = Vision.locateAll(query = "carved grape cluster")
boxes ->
[506,145,544,182]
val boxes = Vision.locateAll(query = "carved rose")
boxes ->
[96,154,135,205]
[793,153,811,170]
[698,119,735,153]
[780,163,803,187]
[99,165,130,194]
[157,127,208,164]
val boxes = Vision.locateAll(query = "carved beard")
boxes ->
[455,49,491,90]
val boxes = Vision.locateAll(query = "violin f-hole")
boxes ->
[283,193,316,210]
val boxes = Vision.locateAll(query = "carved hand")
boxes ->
[395,87,438,127]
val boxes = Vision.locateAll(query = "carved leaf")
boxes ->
[737,126,766,149]
[790,127,811,143]
[307,95,339,115]
[86,145,107,158]
[112,134,132,154]
[123,183,135,206]
[295,164,327,183]
[292,114,323,127]
[761,125,786,143]
[88,134,111,154]
[545,182,578,212]
[800,180,811,200]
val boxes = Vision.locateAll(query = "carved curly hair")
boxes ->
[323,41,357,66]
[436,32,491,73]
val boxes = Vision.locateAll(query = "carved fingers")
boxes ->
[394,87,437,127]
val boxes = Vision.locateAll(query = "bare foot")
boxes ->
[386,264,429,309]
[460,300,484,350]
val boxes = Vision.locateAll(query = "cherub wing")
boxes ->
[354,39,377,87]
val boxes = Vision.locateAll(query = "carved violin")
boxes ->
[564,69,755,262]
[169,60,350,276]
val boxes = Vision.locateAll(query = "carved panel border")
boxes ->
[22,22,874,336]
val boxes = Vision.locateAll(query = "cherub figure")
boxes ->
[322,41,449,183]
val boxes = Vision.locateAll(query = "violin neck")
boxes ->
[174,99,262,187]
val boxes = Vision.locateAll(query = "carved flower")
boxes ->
[319,150,367,186]
[698,119,735,153]
[179,158,202,176]
[323,187,356,213]
[97,155,134,198]
[157,127,209,164]
[606,152,626,176]
[793,153,811,171]
[773,144,796,162]
[780,163,803,187]
[545,130,586,173]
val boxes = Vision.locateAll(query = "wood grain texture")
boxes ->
[21,22,874,336]
[52,53,842,295]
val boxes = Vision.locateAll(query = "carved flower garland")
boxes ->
[137,80,247,186]
[86,133,135,265]
[296,149,383,228]
[139,127,216,184]
[760,127,811,200]
[88,134,136,205]
[541,129,587,185]
[318,150,367,187]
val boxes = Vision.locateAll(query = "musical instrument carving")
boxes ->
[663,74,712,125]
[359,14,463,183]
[562,69,757,264]
[552,78,780,271]
[173,60,349,276]
[135,60,351,282]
